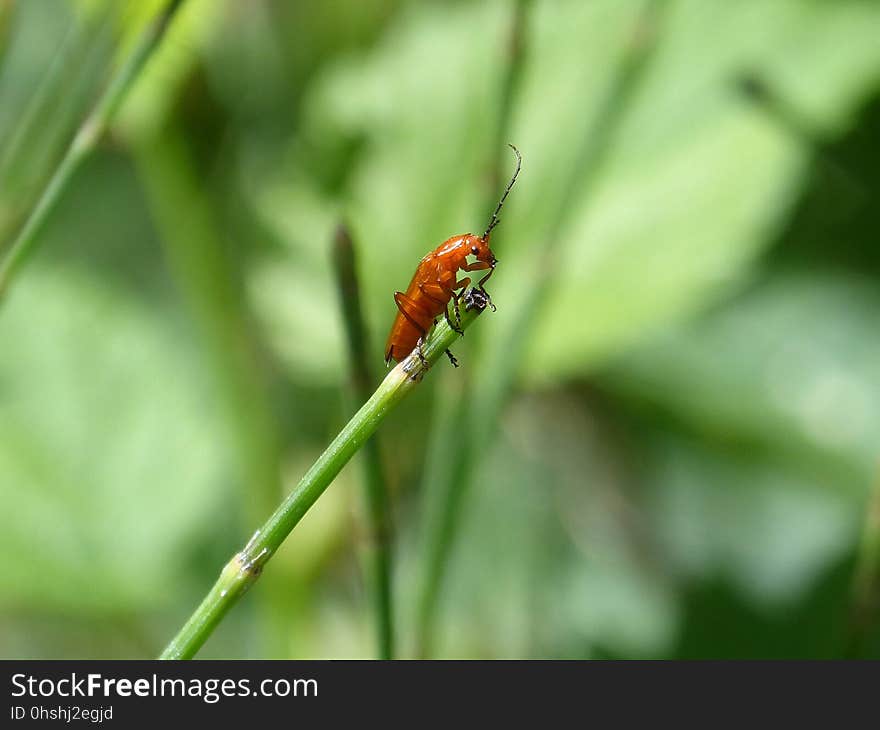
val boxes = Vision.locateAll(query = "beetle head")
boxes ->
[465,233,497,267]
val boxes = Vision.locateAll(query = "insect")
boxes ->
[384,144,522,369]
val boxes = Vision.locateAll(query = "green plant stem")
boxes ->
[0,24,78,183]
[414,0,666,657]
[331,223,395,660]
[0,17,120,252]
[848,473,880,657]
[160,292,489,660]
[0,0,184,298]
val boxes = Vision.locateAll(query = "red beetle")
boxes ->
[384,145,521,367]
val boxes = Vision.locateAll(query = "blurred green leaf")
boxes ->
[512,0,880,380]
[605,273,880,485]
[0,266,229,613]
[601,272,880,605]
[642,429,859,608]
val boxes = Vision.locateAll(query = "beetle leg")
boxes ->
[419,282,451,307]
[464,287,491,312]
[451,277,471,331]
[461,261,496,311]
[444,302,464,335]
[477,267,497,312]
[418,280,462,336]
[444,349,459,368]
[393,292,437,373]
[477,266,494,288]
[393,291,433,338]
[415,336,429,369]
[394,291,432,323]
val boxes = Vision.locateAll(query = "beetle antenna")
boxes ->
[482,143,522,240]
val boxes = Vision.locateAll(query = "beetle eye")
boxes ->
[471,246,478,256]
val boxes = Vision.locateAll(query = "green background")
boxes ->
[1,0,879,658]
